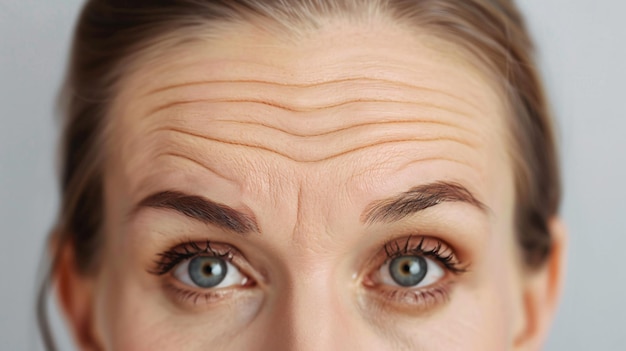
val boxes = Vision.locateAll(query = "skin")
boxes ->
[57,18,566,351]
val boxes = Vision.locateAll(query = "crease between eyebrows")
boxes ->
[155,126,479,164]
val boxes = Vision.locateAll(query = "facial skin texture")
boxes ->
[57,18,565,351]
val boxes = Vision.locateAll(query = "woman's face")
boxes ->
[68,20,554,351]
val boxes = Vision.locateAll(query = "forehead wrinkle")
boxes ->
[141,100,483,141]
[142,76,481,113]
[147,114,483,148]
[345,156,483,194]
[149,124,482,164]
[111,24,507,206]
[132,45,488,92]
[144,97,473,120]
[129,50,493,114]
[153,151,236,183]
[207,119,477,139]
[121,146,240,198]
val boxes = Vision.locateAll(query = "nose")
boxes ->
[258,266,368,351]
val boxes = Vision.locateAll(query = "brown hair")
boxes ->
[39,0,560,349]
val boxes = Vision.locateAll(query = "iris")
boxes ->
[188,256,227,288]
[389,256,427,287]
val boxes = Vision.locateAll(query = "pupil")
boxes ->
[203,263,216,276]
[401,263,412,274]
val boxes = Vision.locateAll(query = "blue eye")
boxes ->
[174,255,247,289]
[378,255,444,288]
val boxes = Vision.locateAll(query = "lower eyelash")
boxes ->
[163,282,235,306]
[370,281,455,312]
[380,284,449,306]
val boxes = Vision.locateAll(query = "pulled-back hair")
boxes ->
[39,1,560,349]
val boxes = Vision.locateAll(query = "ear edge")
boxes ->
[514,216,567,350]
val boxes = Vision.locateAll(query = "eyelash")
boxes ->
[149,240,234,276]
[149,236,467,309]
[382,235,466,274]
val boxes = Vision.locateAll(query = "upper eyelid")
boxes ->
[378,236,466,272]
[149,241,237,275]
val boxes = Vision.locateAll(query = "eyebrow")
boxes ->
[361,181,488,225]
[134,191,259,234]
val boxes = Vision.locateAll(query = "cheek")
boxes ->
[92,255,264,351]
[435,230,524,350]
[373,288,515,350]
[382,235,522,349]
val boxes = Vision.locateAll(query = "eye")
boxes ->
[378,255,445,288]
[173,255,248,289]
[363,237,465,311]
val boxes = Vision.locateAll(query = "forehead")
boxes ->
[107,21,511,217]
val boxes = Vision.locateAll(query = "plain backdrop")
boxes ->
[1,1,625,350]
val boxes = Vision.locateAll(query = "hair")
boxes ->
[38,0,560,349]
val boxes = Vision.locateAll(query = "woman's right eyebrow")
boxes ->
[131,190,259,235]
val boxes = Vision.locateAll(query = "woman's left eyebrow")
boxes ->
[361,181,490,225]
[131,190,259,234]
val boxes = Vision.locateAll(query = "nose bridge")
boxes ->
[264,258,355,351]
[255,176,366,350]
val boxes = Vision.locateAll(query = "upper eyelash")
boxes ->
[150,236,466,278]
[383,236,467,274]
[149,240,232,276]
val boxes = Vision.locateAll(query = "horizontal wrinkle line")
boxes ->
[215,119,475,138]
[146,98,469,118]
[158,126,478,163]
[144,77,479,110]
[157,151,234,182]
[347,156,475,183]
[396,157,480,176]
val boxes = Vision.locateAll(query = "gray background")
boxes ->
[1,0,624,349]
